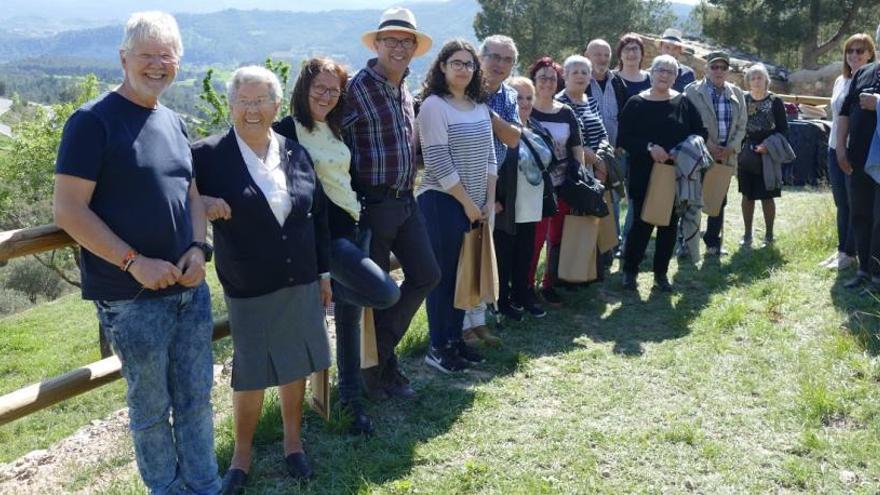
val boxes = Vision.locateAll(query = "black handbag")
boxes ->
[738,143,763,175]
[558,157,609,217]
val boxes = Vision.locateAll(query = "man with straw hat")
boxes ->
[341,7,440,411]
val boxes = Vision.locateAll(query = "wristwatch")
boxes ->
[189,241,213,262]
[646,142,654,153]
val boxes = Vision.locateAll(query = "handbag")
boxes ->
[702,162,734,216]
[453,225,482,310]
[558,215,599,283]
[738,143,763,175]
[479,222,499,304]
[558,157,609,217]
[597,191,619,253]
[519,127,554,185]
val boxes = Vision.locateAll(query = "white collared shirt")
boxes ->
[234,128,291,226]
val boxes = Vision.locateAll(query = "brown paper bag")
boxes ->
[479,223,499,304]
[360,307,378,369]
[307,368,330,421]
[558,215,599,283]
[702,162,734,216]
[453,227,482,310]
[641,162,676,226]
[597,191,619,253]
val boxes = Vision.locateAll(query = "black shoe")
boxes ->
[497,301,524,322]
[540,287,563,305]
[653,274,673,293]
[340,401,373,436]
[284,452,314,480]
[221,468,248,495]
[425,346,469,374]
[384,366,417,399]
[508,300,524,312]
[453,340,485,364]
[844,272,869,289]
[622,272,638,291]
[361,366,389,402]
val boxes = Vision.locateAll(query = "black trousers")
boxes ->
[623,197,679,276]
[850,167,880,276]
[494,222,537,306]
[703,195,727,248]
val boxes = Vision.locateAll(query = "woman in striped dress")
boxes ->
[416,39,497,374]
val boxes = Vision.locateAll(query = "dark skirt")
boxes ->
[225,281,331,391]
[737,169,781,201]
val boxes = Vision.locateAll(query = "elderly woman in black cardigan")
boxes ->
[193,66,331,492]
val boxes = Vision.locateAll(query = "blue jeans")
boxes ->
[828,149,855,255]
[95,283,219,495]
[330,227,401,404]
[418,190,470,349]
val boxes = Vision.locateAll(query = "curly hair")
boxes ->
[843,33,877,78]
[527,56,564,93]
[290,57,348,140]
[421,39,486,102]
[615,33,645,70]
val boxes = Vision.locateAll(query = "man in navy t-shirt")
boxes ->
[52,12,220,494]
[660,28,696,93]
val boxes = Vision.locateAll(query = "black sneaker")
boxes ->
[540,287,563,305]
[452,340,485,364]
[425,346,468,374]
[498,301,524,322]
[523,301,546,318]
[508,300,525,312]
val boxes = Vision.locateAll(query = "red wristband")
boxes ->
[121,250,138,272]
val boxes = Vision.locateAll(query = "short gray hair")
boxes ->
[228,66,283,104]
[120,11,184,57]
[563,55,592,76]
[480,35,519,62]
[649,54,679,73]
[744,63,771,90]
[585,39,611,53]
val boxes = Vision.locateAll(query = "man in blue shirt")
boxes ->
[53,12,219,495]
[660,28,696,93]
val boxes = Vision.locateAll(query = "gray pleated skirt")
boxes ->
[225,281,331,391]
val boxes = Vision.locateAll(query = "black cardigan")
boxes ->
[192,129,330,298]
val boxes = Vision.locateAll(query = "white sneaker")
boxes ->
[833,254,855,270]
[818,252,838,268]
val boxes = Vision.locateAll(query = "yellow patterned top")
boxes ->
[294,120,360,221]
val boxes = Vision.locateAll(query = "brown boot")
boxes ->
[472,325,501,347]
[462,328,480,346]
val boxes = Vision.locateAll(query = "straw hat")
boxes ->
[361,7,433,58]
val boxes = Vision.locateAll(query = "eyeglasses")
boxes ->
[446,60,476,72]
[709,64,729,71]
[516,94,533,101]
[567,69,590,76]
[377,37,417,50]
[652,68,676,76]
[622,45,641,53]
[483,52,515,65]
[311,85,342,98]
[847,47,867,55]
[536,75,557,83]
[133,52,179,65]
[234,97,274,108]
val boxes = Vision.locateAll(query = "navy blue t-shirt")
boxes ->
[841,61,880,168]
[55,91,194,301]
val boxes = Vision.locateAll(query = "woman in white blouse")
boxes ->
[416,39,497,374]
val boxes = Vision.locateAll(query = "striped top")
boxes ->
[416,95,497,208]
[556,91,608,152]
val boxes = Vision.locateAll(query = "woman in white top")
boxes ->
[416,39,497,374]
[821,33,876,270]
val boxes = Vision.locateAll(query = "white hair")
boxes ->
[650,54,679,73]
[480,35,519,62]
[585,39,611,53]
[120,11,184,57]
[228,66,283,104]
[563,55,592,75]
[744,63,771,90]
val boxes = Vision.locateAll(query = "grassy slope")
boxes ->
[3,185,880,493]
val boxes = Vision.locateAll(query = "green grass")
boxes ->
[4,183,880,493]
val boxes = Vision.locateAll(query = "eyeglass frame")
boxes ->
[376,36,417,50]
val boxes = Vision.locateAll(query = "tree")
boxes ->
[474,0,675,70]
[700,0,878,70]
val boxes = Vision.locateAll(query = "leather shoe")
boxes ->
[384,367,417,399]
[361,366,389,402]
[653,274,673,293]
[284,452,314,480]
[622,272,638,291]
[220,468,248,495]
[341,401,374,436]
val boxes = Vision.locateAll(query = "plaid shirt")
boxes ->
[487,82,521,164]
[709,83,732,146]
[342,59,416,191]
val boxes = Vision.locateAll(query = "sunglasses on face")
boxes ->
[709,64,729,71]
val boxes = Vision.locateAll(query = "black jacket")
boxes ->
[192,129,330,298]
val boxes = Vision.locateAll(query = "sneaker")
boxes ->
[452,340,485,364]
[425,347,468,374]
[539,287,563,305]
[497,301,524,322]
[828,252,855,271]
[508,300,525,312]
[760,234,774,248]
[653,274,673,293]
[739,236,753,248]
[384,366,417,399]
[522,301,547,318]
[819,252,839,268]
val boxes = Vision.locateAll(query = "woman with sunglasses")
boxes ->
[416,39,497,374]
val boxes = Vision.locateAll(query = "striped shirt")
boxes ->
[342,58,416,191]
[416,95,497,208]
[556,91,608,152]
[487,82,521,164]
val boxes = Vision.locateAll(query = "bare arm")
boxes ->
[835,116,852,174]
[447,182,482,223]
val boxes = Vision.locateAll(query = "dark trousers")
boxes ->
[703,195,727,248]
[330,227,401,404]
[623,197,679,276]
[828,149,855,255]
[495,222,537,306]
[418,190,470,349]
[362,194,441,371]
[850,166,880,276]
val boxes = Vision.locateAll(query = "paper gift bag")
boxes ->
[360,307,379,369]
[479,223,499,304]
[453,227,482,310]
[307,368,330,421]
[641,162,676,226]
[702,162,734,216]
[558,215,599,283]
[597,191,619,253]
